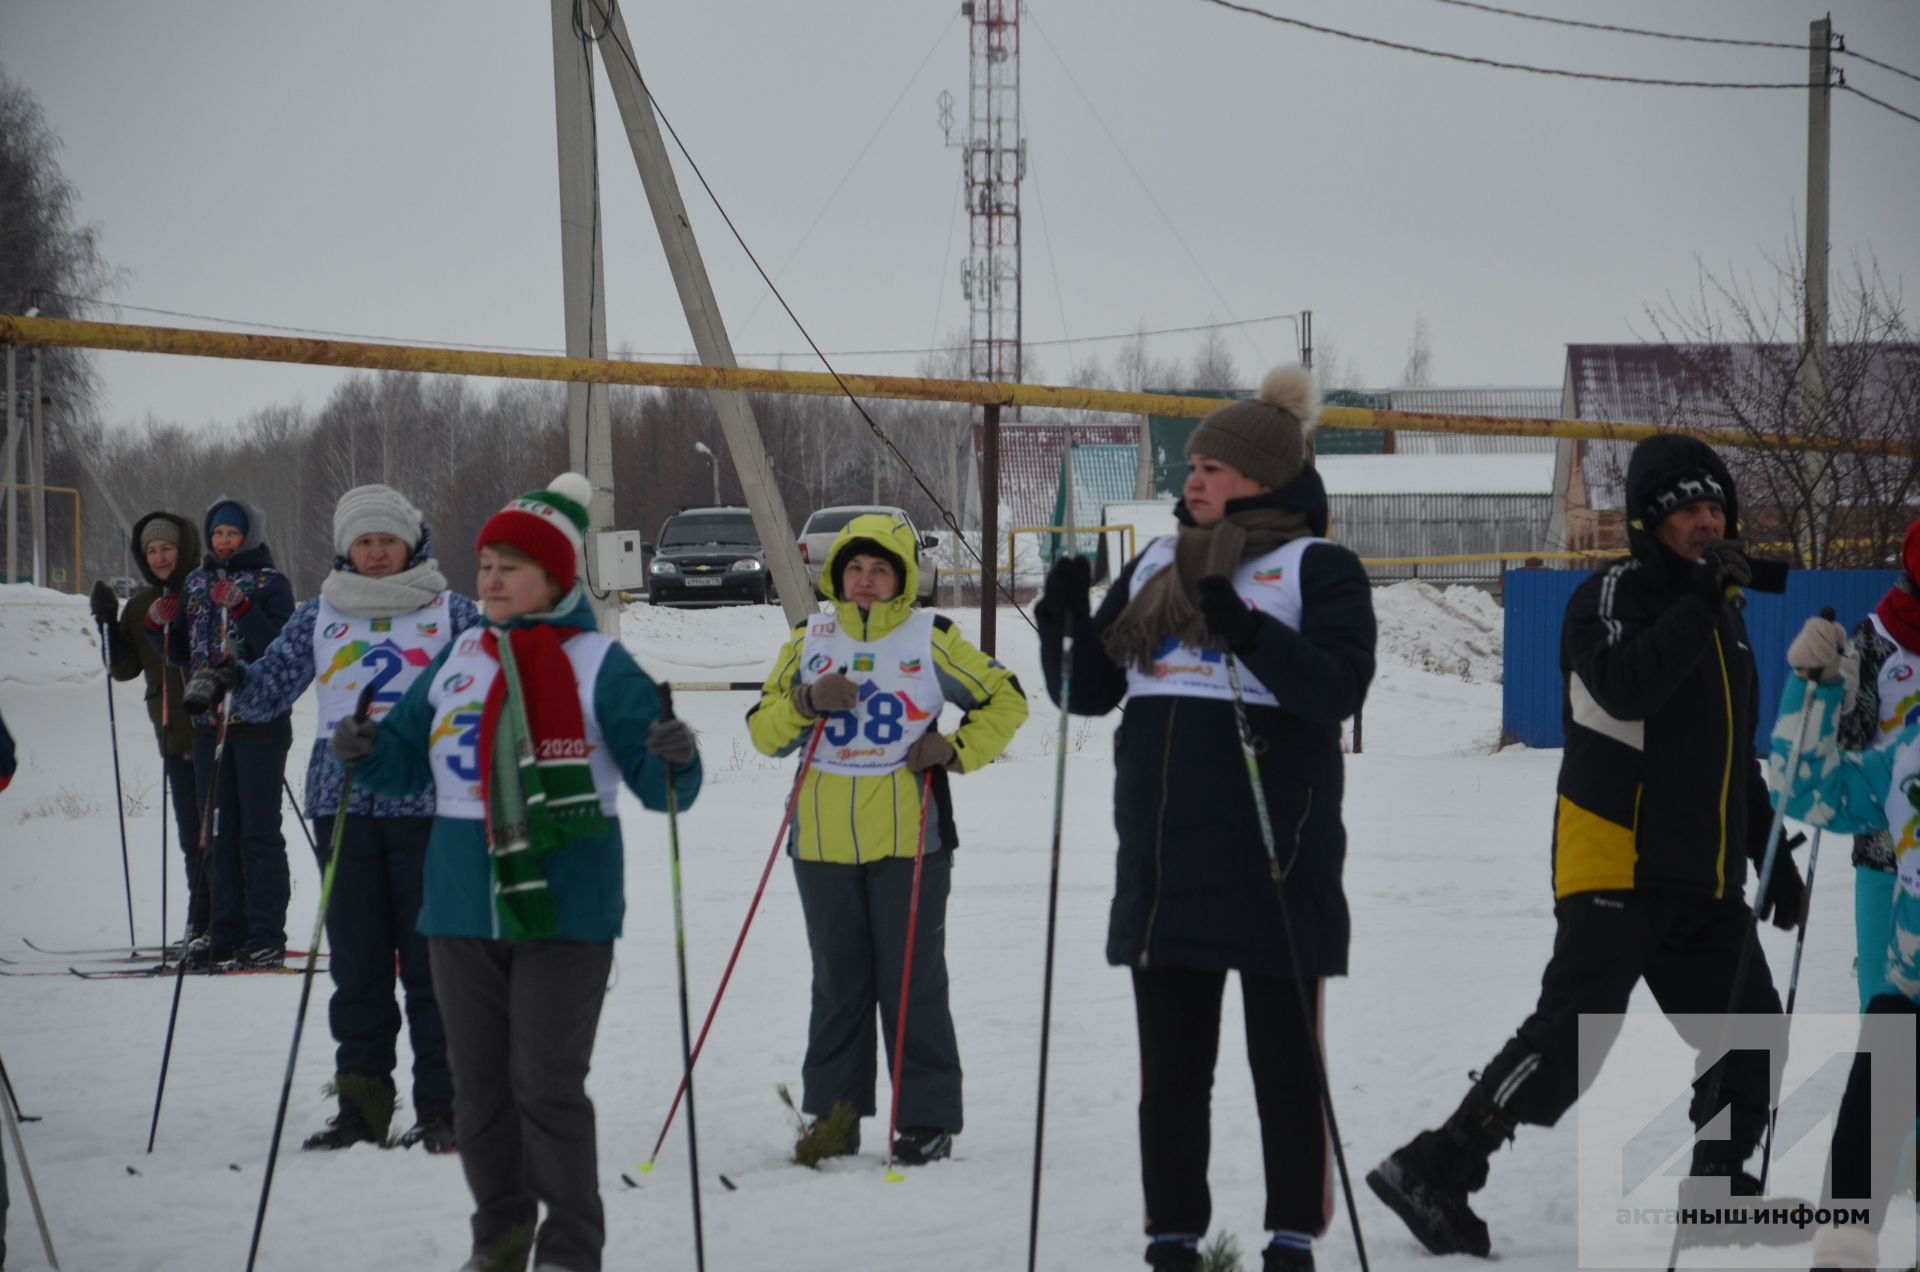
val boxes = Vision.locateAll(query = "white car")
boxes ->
[796,505,939,605]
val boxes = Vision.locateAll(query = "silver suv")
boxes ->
[796,505,938,605]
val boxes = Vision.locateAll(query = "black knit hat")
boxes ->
[1624,434,1739,536]
[832,536,908,596]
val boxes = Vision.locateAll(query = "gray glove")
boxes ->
[331,715,379,762]
[647,717,697,766]
[792,672,859,718]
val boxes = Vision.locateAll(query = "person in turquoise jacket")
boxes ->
[333,473,700,1272]
[1767,613,1920,1269]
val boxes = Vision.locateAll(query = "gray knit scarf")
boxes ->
[320,559,450,619]
[1102,505,1312,672]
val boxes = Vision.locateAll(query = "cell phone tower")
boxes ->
[940,1,1025,389]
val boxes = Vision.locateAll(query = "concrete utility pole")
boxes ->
[1802,14,1833,565]
[549,0,618,635]
[594,7,812,626]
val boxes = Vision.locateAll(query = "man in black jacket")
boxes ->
[1367,434,1807,1258]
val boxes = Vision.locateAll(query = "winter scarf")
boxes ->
[320,558,449,619]
[1103,503,1311,672]
[475,614,608,940]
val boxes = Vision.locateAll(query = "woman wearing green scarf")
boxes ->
[1036,369,1376,1272]
[335,474,700,1272]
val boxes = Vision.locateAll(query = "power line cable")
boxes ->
[596,6,1041,632]
[1025,5,1270,368]
[735,10,959,338]
[1195,0,1806,89]
[1420,0,1800,50]
[928,168,964,361]
[1026,164,1081,383]
[1842,83,1920,127]
[1420,0,1920,89]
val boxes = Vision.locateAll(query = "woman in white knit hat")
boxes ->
[200,483,482,1155]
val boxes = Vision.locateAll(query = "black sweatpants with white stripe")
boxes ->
[1133,967,1331,1238]
[1484,888,1783,1162]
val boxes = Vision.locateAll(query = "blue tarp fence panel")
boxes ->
[1501,567,1900,750]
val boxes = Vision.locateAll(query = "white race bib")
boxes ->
[312,593,456,733]
[1122,535,1326,707]
[799,611,939,775]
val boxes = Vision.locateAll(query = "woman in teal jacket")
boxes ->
[335,474,699,1272]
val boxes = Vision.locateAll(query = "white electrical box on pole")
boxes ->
[550,0,619,636]
[594,6,811,625]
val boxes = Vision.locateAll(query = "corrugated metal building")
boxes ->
[1319,454,1556,580]
[1387,386,1562,454]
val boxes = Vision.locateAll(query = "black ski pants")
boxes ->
[194,717,293,954]
[792,852,963,1134]
[430,936,613,1272]
[1823,994,1918,1227]
[311,814,450,1120]
[1132,966,1331,1239]
[1487,889,1784,1162]
[163,752,207,936]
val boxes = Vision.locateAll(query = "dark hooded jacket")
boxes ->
[1038,466,1376,978]
[153,496,296,728]
[1552,434,1775,901]
[108,511,201,757]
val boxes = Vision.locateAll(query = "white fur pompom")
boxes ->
[1257,365,1319,433]
[546,471,593,509]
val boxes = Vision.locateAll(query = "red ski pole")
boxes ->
[884,769,937,1183]
[627,716,828,1182]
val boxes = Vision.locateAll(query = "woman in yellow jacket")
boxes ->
[749,513,1027,1165]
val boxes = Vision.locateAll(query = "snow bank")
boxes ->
[0,583,107,686]
[1372,579,1504,684]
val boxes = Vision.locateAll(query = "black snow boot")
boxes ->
[1142,1238,1201,1270]
[1369,1088,1516,1259]
[1261,1243,1315,1271]
[1674,1152,1810,1248]
[399,1110,458,1155]
[302,1108,378,1152]
[890,1126,953,1166]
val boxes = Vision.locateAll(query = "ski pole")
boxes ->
[1663,618,1828,1271]
[628,715,829,1180]
[0,1051,39,1123]
[1759,826,1823,1193]
[147,600,232,1154]
[160,624,172,966]
[883,769,937,1184]
[1224,654,1371,1272]
[281,775,319,855]
[1028,430,1075,1270]
[654,684,706,1270]
[0,1046,60,1268]
[245,682,377,1272]
[97,612,139,955]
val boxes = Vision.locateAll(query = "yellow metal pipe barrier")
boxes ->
[0,315,1902,455]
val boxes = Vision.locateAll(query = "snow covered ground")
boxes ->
[0,580,1862,1270]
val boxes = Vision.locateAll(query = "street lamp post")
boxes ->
[693,441,719,506]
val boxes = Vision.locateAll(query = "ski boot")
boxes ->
[400,1110,458,1154]
[1674,1151,1810,1249]
[302,1108,378,1151]
[218,944,285,972]
[1142,1236,1201,1270]
[890,1126,953,1166]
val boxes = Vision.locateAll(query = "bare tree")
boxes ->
[1400,314,1434,388]
[1634,251,1920,567]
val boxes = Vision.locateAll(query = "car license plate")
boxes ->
[685,576,722,587]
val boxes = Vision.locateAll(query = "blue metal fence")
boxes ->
[1501,568,1900,749]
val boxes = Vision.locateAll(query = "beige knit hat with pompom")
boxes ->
[1183,366,1319,491]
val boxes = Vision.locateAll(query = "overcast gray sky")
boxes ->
[4,0,1917,431]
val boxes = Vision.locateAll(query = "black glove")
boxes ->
[1755,832,1808,931]
[1692,540,1753,608]
[1035,555,1092,623]
[89,579,119,628]
[1195,575,1262,654]
[181,662,244,715]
